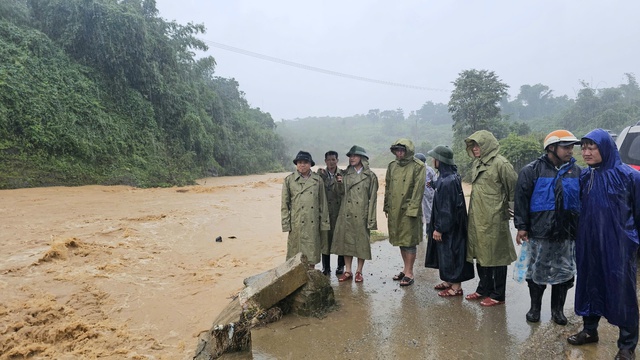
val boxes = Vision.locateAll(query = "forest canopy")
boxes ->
[0,0,287,188]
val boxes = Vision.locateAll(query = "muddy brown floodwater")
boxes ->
[0,169,632,359]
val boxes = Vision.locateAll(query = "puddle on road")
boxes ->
[222,238,627,360]
[223,240,531,359]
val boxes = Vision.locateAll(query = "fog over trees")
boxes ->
[2,0,639,187]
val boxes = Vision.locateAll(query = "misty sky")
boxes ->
[154,1,640,121]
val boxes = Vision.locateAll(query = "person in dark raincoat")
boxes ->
[567,129,640,360]
[281,151,330,267]
[514,130,581,325]
[331,145,378,283]
[384,139,426,286]
[424,145,474,297]
[464,130,518,307]
[317,150,345,276]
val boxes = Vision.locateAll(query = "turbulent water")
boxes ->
[0,171,626,359]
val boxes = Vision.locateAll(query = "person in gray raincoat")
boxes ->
[331,145,378,283]
[281,151,330,266]
[415,152,437,235]
[384,139,426,286]
[464,130,518,307]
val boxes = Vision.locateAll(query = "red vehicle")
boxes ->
[616,123,640,171]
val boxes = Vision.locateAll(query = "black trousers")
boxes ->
[321,254,344,269]
[475,264,508,301]
[583,315,639,351]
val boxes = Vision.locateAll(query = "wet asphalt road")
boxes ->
[221,230,629,360]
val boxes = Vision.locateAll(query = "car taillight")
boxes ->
[630,164,640,171]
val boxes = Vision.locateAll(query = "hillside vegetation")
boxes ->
[0,0,287,188]
[279,74,640,175]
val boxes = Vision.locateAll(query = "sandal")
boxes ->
[355,272,363,283]
[434,282,452,290]
[465,292,484,301]
[399,276,414,286]
[438,288,463,297]
[392,272,405,281]
[338,272,353,282]
[480,297,505,307]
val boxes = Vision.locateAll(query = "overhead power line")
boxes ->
[204,40,450,92]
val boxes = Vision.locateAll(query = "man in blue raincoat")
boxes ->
[567,128,640,360]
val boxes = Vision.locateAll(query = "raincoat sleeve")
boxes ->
[499,158,518,202]
[383,166,391,214]
[318,178,331,231]
[368,174,379,230]
[281,177,292,232]
[633,171,640,241]
[336,168,346,198]
[514,164,534,231]
[405,164,427,218]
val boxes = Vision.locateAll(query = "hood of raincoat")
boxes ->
[465,130,500,162]
[581,128,621,170]
[390,138,416,166]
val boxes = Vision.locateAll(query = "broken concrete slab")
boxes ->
[284,268,335,317]
[239,252,310,311]
[194,252,313,359]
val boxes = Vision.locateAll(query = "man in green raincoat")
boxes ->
[464,130,518,306]
[281,151,331,267]
[384,139,426,286]
[317,150,346,275]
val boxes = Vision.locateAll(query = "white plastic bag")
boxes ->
[512,241,529,283]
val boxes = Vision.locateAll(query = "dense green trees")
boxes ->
[558,74,640,134]
[500,84,573,125]
[0,0,286,188]
[449,69,509,139]
[450,71,640,176]
[448,69,513,177]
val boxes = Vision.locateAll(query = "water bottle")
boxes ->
[512,241,529,283]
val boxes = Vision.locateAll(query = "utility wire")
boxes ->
[204,40,450,92]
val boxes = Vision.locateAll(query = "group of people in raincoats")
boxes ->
[281,145,378,283]
[464,128,640,359]
[425,130,518,306]
[282,128,640,359]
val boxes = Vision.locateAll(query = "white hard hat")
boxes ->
[544,130,580,150]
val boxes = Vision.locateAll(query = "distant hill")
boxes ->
[276,114,453,169]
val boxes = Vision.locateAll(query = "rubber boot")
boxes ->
[551,284,569,325]
[526,280,546,323]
